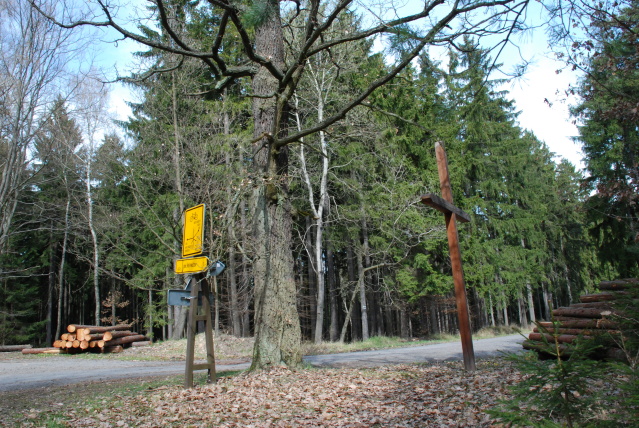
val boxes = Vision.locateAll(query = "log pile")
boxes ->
[524,278,637,359]
[49,324,150,354]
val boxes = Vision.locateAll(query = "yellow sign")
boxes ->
[182,204,205,257]
[175,256,209,274]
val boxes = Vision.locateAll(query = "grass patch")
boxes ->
[302,335,441,355]
[475,324,522,339]
[424,332,459,342]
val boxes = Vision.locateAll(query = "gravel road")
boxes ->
[304,334,523,368]
[0,334,523,392]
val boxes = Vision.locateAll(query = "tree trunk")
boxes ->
[305,217,317,339]
[85,159,100,326]
[172,306,187,339]
[0,344,32,352]
[147,289,153,338]
[359,218,370,341]
[488,291,496,327]
[357,246,369,341]
[502,304,509,326]
[552,307,615,318]
[399,304,409,338]
[327,245,339,342]
[517,292,527,327]
[346,241,360,340]
[227,241,240,336]
[213,276,220,336]
[164,270,172,339]
[169,73,187,340]
[0,114,27,253]
[77,325,132,335]
[295,93,328,344]
[224,100,241,337]
[249,5,301,369]
[559,234,574,303]
[240,198,252,337]
[339,277,361,343]
[21,347,60,355]
[526,283,536,324]
[46,236,56,345]
[54,198,71,340]
[104,334,148,347]
[313,216,325,344]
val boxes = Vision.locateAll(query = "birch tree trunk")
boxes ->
[294,87,329,343]
[84,153,100,325]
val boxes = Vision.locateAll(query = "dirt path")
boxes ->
[0,335,522,392]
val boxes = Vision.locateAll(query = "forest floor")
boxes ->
[2,357,628,427]
[4,359,521,427]
[0,329,626,426]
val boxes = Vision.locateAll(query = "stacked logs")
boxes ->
[51,324,150,354]
[524,278,637,358]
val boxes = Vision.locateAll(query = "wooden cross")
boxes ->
[421,141,476,371]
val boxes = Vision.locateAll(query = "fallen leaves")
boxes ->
[49,359,523,427]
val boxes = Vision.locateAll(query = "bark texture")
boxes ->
[250,3,301,369]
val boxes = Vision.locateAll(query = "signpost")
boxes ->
[168,204,225,387]
[182,204,205,257]
[421,142,476,371]
[167,289,214,306]
[175,256,209,275]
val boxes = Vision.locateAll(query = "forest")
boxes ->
[1,0,637,367]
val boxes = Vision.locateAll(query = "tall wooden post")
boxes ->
[184,273,216,387]
[422,141,476,371]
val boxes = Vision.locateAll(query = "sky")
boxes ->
[102,0,586,170]
[506,57,583,169]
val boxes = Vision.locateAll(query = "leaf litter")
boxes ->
[57,359,521,427]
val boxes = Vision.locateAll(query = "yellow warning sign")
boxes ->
[175,256,209,274]
[182,204,205,257]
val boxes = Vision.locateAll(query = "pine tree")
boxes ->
[33,98,84,341]
[572,0,639,277]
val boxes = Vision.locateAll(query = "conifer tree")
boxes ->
[571,0,639,277]
[33,99,84,340]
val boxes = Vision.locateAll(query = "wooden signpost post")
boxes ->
[184,274,216,387]
[169,203,223,387]
[421,142,476,371]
